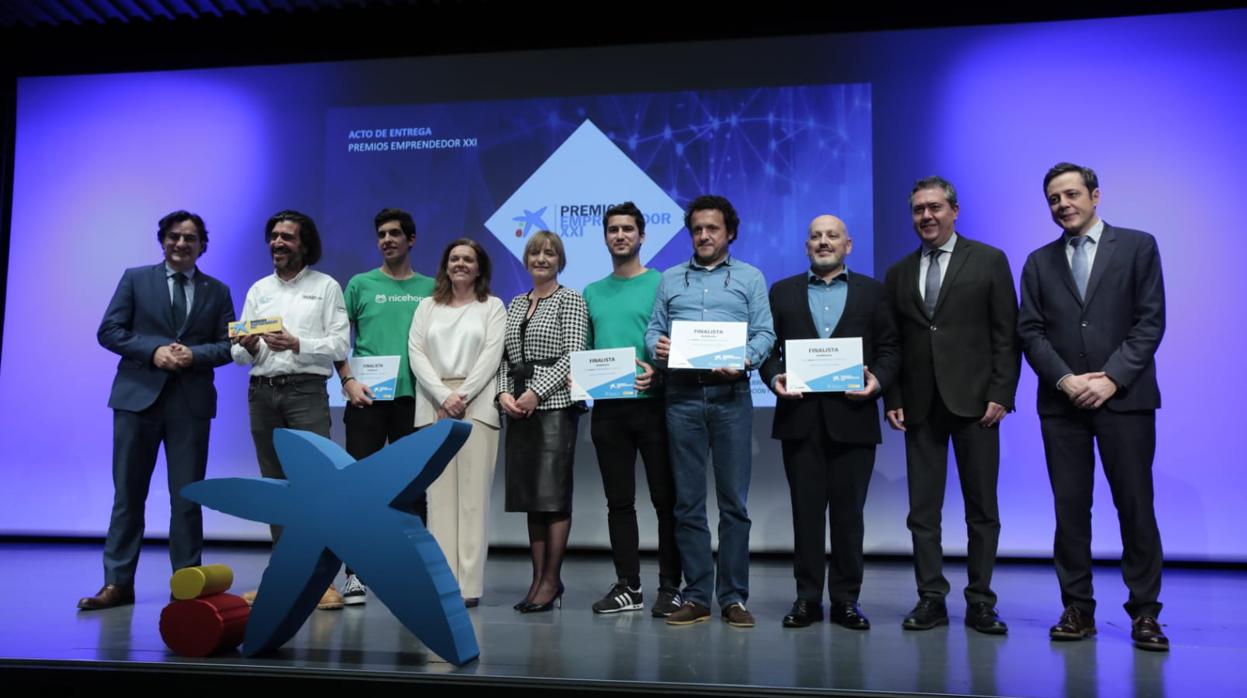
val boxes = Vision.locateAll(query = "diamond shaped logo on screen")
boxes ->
[484,119,684,291]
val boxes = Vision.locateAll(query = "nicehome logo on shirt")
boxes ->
[483,119,683,291]
[375,293,423,304]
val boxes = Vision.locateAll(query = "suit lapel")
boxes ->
[1048,236,1082,303]
[182,270,209,331]
[932,236,970,317]
[904,251,927,318]
[149,264,177,332]
[788,275,818,338]
[1082,224,1117,305]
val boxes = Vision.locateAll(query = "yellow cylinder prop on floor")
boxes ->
[170,563,234,600]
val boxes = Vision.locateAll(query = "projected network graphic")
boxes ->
[323,83,873,294]
[323,85,872,407]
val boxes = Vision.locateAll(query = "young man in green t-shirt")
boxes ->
[334,208,435,605]
[583,201,682,617]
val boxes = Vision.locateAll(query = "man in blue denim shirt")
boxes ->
[645,195,775,628]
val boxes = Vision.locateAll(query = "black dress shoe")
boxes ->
[965,602,1008,635]
[1050,606,1096,641]
[902,598,948,630]
[77,584,135,611]
[830,601,871,630]
[782,599,824,628]
[1131,616,1169,652]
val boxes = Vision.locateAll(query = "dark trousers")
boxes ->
[248,376,332,541]
[343,396,424,521]
[589,398,681,588]
[904,395,1001,606]
[1041,408,1162,619]
[341,396,424,578]
[781,432,875,604]
[104,377,209,586]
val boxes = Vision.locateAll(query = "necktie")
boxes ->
[1070,237,1091,300]
[924,248,942,316]
[172,272,188,331]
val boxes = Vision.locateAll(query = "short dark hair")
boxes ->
[374,208,416,239]
[524,231,567,272]
[157,210,208,254]
[432,238,493,304]
[909,176,958,209]
[1043,162,1099,194]
[603,201,645,235]
[683,195,739,240]
[265,209,322,266]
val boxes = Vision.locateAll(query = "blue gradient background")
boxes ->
[3,9,1244,560]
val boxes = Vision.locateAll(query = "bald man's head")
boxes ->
[807,214,852,277]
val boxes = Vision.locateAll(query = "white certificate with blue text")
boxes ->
[669,320,747,370]
[785,338,864,393]
[348,355,401,401]
[569,347,637,401]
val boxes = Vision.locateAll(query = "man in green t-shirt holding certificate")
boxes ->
[582,202,683,617]
[334,208,435,606]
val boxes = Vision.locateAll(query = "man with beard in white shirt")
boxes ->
[231,209,350,609]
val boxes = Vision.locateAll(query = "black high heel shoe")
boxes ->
[517,582,564,614]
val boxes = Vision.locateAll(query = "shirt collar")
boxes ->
[688,254,734,272]
[1065,218,1104,246]
[165,263,196,280]
[274,265,310,284]
[808,267,849,286]
[923,231,958,256]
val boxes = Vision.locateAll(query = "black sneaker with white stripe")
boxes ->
[592,582,643,614]
[651,585,683,618]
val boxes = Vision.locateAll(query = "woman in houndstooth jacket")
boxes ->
[497,230,589,613]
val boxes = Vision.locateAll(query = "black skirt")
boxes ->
[504,408,579,513]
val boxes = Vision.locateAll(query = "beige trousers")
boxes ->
[426,380,500,599]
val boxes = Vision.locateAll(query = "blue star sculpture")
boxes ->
[182,420,479,665]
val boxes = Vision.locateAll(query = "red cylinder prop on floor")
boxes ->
[159,593,250,657]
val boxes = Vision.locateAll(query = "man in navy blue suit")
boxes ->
[1018,163,1168,651]
[79,211,235,610]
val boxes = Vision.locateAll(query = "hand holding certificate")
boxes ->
[570,348,637,400]
[785,337,864,393]
[668,320,747,370]
[347,355,401,401]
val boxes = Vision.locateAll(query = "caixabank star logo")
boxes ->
[484,119,684,290]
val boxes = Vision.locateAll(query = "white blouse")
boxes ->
[408,295,506,428]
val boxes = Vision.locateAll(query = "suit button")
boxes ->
[1080,321,1089,327]
[1079,352,1086,358]
[930,325,937,331]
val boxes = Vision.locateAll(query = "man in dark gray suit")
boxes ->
[1018,162,1168,651]
[79,211,235,610]
[883,176,1019,634]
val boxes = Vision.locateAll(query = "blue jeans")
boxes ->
[665,379,753,608]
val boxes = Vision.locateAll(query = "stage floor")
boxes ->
[2,542,1242,696]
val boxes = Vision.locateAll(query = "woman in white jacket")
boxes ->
[408,238,506,607]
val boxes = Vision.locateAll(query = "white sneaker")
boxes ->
[341,574,367,606]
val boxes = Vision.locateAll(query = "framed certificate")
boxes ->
[570,347,637,400]
[348,355,401,401]
[668,320,747,370]
[785,337,864,393]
